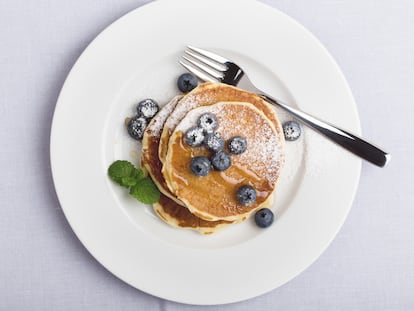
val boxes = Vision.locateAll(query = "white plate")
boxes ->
[50,0,361,305]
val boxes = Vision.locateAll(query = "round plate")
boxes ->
[50,0,361,305]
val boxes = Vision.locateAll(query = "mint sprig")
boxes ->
[108,160,160,204]
[121,176,138,187]
[129,178,160,204]
[108,160,136,187]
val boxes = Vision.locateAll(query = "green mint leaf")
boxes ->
[129,177,160,204]
[108,160,134,179]
[131,167,145,181]
[108,160,159,203]
[108,160,137,187]
[121,177,137,187]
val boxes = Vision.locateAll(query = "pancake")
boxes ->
[153,194,235,235]
[141,95,183,204]
[159,82,284,165]
[163,101,285,222]
[142,95,235,233]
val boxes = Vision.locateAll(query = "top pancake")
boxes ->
[159,82,284,165]
[163,101,285,222]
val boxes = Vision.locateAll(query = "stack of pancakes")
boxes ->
[141,82,285,234]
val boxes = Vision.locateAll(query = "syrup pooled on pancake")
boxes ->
[163,101,284,222]
[158,82,284,165]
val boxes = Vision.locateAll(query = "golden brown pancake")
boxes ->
[159,82,284,165]
[153,194,235,235]
[163,101,284,222]
[141,95,235,233]
[141,95,183,204]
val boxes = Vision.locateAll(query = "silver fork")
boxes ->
[180,46,390,167]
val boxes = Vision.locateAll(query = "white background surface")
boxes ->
[0,0,412,309]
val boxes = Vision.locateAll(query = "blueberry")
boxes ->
[254,208,274,228]
[228,136,247,154]
[127,115,147,140]
[204,132,224,152]
[137,98,159,119]
[190,156,211,176]
[184,126,205,147]
[177,73,198,93]
[236,185,256,205]
[211,151,231,171]
[197,113,218,134]
[282,121,301,141]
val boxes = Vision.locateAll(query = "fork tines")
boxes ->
[180,46,229,83]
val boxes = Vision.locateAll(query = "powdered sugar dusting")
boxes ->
[164,92,213,131]
[146,95,182,137]
[175,101,284,186]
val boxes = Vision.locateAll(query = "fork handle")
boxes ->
[260,94,390,167]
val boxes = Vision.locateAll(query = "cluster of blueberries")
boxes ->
[127,73,199,141]
[185,113,247,174]
[127,99,160,140]
[184,112,259,207]
[126,72,303,229]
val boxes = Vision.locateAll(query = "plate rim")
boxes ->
[50,0,361,305]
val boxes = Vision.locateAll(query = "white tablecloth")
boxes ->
[1,0,413,309]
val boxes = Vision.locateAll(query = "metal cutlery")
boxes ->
[180,46,390,167]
